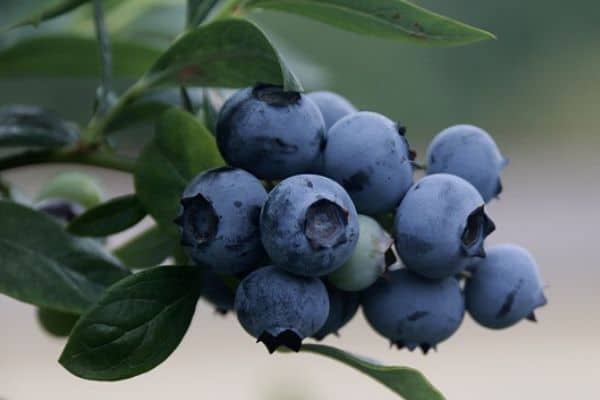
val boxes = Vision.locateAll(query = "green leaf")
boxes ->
[243,0,495,46]
[37,308,79,337]
[187,0,220,27]
[141,18,302,91]
[0,35,161,79]
[134,108,224,231]
[114,226,176,269]
[0,105,79,148]
[298,344,445,400]
[68,195,147,237]
[59,266,202,381]
[5,0,90,30]
[0,201,129,314]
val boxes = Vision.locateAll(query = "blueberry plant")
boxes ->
[0,1,548,399]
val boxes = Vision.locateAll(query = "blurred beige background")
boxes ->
[1,1,599,399]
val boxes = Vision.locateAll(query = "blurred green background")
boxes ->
[1,1,599,399]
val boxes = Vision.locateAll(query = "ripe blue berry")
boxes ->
[307,91,357,131]
[465,244,547,329]
[312,283,360,340]
[426,124,508,202]
[362,269,465,353]
[394,174,495,279]
[235,265,329,353]
[328,215,393,291]
[260,174,359,277]
[216,84,325,180]
[176,167,267,274]
[322,111,413,215]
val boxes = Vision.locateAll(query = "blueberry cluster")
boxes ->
[176,84,547,353]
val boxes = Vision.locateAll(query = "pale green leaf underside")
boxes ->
[244,0,494,46]
[298,344,445,400]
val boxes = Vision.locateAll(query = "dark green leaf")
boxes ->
[243,0,494,46]
[68,195,147,237]
[141,18,302,91]
[0,201,129,314]
[187,0,220,27]
[60,266,202,381]
[202,88,236,134]
[114,226,176,269]
[37,308,79,337]
[0,35,161,79]
[134,108,224,231]
[5,0,90,30]
[298,344,445,400]
[0,105,79,148]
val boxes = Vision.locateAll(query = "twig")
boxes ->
[93,0,113,116]
[0,149,135,173]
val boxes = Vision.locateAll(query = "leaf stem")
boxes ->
[211,0,244,21]
[93,0,113,116]
[0,148,135,173]
[83,80,147,143]
[186,0,221,28]
[180,86,195,113]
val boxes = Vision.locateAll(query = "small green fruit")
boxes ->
[328,215,393,291]
[37,171,104,209]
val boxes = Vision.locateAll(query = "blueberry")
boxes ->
[426,124,508,202]
[260,174,359,277]
[176,167,267,274]
[307,91,357,131]
[465,244,547,329]
[362,269,465,353]
[216,84,325,180]
[36,198,84,223]
[328,215,393,291]
[312,283,360,340]
[394,174,496,279]
[235,265,329,353]
[322,111,413,215]
[200,269,236,315]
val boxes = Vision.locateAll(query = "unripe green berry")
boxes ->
[37,172,104,209]
[328,215,393,291]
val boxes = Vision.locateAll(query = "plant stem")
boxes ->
[187,0,221,28]
[211,0,243,21]
[0,149,135,173]
[180,86,195,113]
[83,0,240,144]
[93,0,113,116]
[84,81,147,143]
